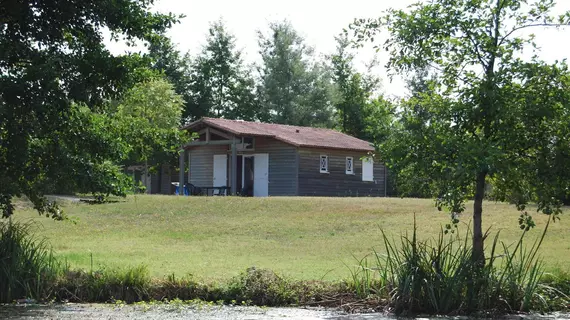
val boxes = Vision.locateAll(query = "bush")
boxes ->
[0,220,61,303]
[226,267,298,306]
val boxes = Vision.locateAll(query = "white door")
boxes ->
[254,153,269,197]
[213,155,227,187]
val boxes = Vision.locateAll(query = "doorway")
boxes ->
[241,155,254,196]
[235,154,269,197]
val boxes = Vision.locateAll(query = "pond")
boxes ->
[0,304,568,320]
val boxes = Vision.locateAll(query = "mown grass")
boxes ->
[13,196,570,281]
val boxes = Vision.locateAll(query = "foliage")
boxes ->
[187,20,261,121]
[330,33,382,139]
[0,0,179,218]
[257,20,336,127]
[350,0,570,263]
[116,78,185,166]
[42,104,133,199]
[147,36,195,122]
[0,221,61,303]
[348,218,568,315]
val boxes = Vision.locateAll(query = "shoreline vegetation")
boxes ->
[2,197,569,315]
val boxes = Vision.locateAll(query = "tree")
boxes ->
[0,0,178,218]
[351,0,570,264]
[148,37,195,122]
[32,104,134,201]
[331,33,380,139]
[187,20,260,121]
[117,78,185,164]
[257,21,336,127]
[116,78,185,192]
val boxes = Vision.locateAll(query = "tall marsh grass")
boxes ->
[56,264,152,303]
[348,216,567,315]
[0,220,61,303]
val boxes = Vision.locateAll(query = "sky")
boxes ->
[106,0,570,97]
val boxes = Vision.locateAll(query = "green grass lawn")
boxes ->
[13,196,570,281]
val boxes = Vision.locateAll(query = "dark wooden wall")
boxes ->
[254,137,298,196]
[297,147,386,197]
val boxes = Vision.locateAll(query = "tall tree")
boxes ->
[0,0,178,218]
[147,37,195,122]
[116,79,185,192]
[351,0,570,264]
[331,33,380,139]
[257,21,336,127]
[117,78,184,165]
[188,20,260,121]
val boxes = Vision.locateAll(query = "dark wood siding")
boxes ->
[297,147,386,197]
[188,145,228,187]
[254,137,298,196]
[159,164,173,194]
[150,171,160,194]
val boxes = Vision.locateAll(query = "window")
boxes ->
[237,136,255,151]
[320,155,328,173]
[362,158,374,181]
[242,136,254,149]
[346,157,354,174]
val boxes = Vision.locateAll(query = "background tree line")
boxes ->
[149,19,392,136]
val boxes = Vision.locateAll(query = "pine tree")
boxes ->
[188,20,260,121]
[257,21,335,127]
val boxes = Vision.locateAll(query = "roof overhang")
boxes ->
[181,117,376,152]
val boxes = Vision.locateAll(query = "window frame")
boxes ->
[345,157,354,175]
[239,136,255,151]
[319,155,329,173]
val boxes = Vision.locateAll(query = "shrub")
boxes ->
[226,267,297,306]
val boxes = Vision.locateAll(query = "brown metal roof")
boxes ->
[182,117,375,152]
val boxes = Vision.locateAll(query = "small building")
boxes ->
[176,117,387,197]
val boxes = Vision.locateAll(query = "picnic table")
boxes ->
[171,183,229,196]
[200,186,230,196]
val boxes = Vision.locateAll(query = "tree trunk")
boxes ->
[472,171,487,265]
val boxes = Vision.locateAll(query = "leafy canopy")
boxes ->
[0,0,179,218]
[116,78,185,166]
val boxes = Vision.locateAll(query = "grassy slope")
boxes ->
[14,196,570,281]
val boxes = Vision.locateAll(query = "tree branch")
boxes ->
[498,23,570,47]
[463,32,489,70]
